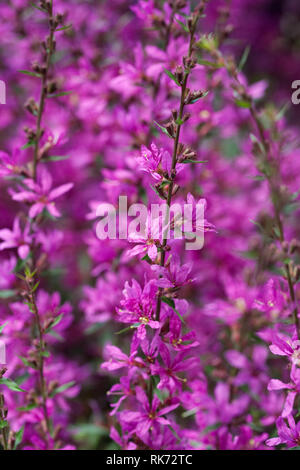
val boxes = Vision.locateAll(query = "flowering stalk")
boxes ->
[248,105,300,338]
[24,0,58,442]
[242,89,299,338]
[0,0,75,450]
[196,27,300,447]
[0,389,9,450]
[100,1,211,450]
[24,268,51,436]
[195,35,300,339]
[32,0,56,181]
[155,5,205,322]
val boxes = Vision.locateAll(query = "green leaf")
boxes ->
[18,403,38,412]
[0,289,16,299]
[18,70,41,78]
[41,350,50,358]
[141,254,153,264]
[154,388,164,404]
[19,356,37,369]
[235,99,251,108]
[276,103,289,121]
[0,378,25,392]
[201,422,222,435]
[30,2,46,13]
[238,45,251,72]
[182,407,199,418]
[181,159,208,164]
[21,141,35,149]
[175,117,184,125]
[50,381,76,397]
[164,69,180,86]
[44,155,70,162]
[0,420,8,429]
[168,425,181,442]
[150,184,166,200]
[45,314,63,333]
[115,323,141,335]
[197,59,221,69]
[0,322,8,334]
[31,281,40,293]
[175,19,189,33]
[190,91,209,103]
[14,426,25,449]
[250,133,265,154]
[161,296,185,323]
[56,24,72,32]
[153,121,173,138]
[48,91,73,98]
[14,257,28,274]
[249,219,263,230]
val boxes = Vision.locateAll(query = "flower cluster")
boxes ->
[0,0,300,451]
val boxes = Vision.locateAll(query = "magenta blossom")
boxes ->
[0,149,23,177]
[11,167,73,218]
[137,143,172,181]
[269,332,300,366]
[268,365,300,418]
[266,415,300,448]
[152,344,198,393]
[101,344,142,372]
[116,279,160,340]
[164,315,199,351]
[120,386,179,437]
[0,217,32,259]
[151,254,194,289]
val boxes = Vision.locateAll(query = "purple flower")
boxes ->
[152,344,197,393]
[0,149,23,177]
[0,217,32,259]
[11,167,73,218]
[268,365,300,418]
[116,279,160,340]
[164,315,199,351]
[137,143,172,182]
[151,254,194,289]
[101,344,142,372]
[269,332,300,366]
[266,415,300,448]
[253,279,287,318]
[120,386,179,437]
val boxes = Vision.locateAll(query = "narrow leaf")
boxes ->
[56,24,72,32]
[0,322,8,334]
[18,70,41,78]
[0,378,25,392]
[164,69,180,86]
[44,155,70,162]
[154,121,173,138]
[14,426,25,449]
[235,99,251,108]
[0,290,16,299]
[161,296,185,323]
[238,45,251,72]
[51,381,76,396]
